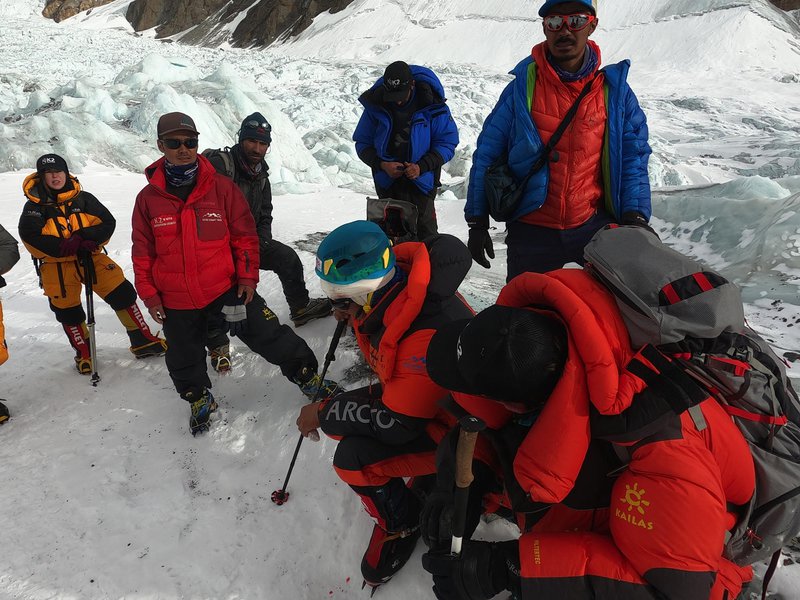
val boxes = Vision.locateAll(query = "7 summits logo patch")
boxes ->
[615,482,654,530]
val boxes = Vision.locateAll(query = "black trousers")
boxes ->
[505,211,616,282]
[376,179,438,242]
[260,239,310,311]
[206,239,310,350]
[163,290,317,399]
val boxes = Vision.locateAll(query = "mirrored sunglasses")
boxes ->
[543,13,596,32]
[161,138,199,150]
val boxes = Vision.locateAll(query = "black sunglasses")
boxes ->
[331,298,351,310]
[160,138,199,150]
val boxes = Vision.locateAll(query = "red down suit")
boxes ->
[456,270,755,600]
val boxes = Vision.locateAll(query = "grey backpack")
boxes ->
[584,225,800,569]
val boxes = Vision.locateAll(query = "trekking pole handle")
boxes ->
[451,415,486,555]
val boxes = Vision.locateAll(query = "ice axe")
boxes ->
[81,252,100,386]
[450,414,486,556]
[271,318,347,506]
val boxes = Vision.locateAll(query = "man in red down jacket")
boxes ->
[132,112,337,435]
[295,222,474,590]
[420,270,755,600]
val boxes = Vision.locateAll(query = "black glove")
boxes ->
[467,216,494,269]
[422,540,518,600]
[421,490,456,550]
[620,211,657,236]
[421,482,485,551]
[221,288,248,338]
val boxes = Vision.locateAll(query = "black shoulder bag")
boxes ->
[484,72,601,222]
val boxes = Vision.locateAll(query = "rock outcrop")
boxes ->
[124,0,352,47]
[42,0,115,23]
[771,0,800,10]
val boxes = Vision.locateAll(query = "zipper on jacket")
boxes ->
[244,250,251,273]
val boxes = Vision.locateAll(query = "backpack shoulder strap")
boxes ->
[202,147,235,179]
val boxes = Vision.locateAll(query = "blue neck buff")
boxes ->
[164,160,199,187]
[549,44,598,82]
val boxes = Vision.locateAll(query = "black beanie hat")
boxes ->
[36,153,69,175]
[426,305,568,408]
[239,112,272,144]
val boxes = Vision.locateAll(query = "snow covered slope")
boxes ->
[0,0,799,598]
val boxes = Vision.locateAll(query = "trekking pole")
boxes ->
[451,414,486,556]
[81,252,100,386]
[271,318,348,506]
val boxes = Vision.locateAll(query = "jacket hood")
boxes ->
[496,270,643,504]
[22,172,82,205]
[361,234,471,382]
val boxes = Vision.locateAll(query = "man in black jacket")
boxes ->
[202,112,332,371]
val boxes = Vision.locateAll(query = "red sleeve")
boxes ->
[223,181,259,286]
[131,191,161,307]
[381,330,447,419]
[519,532,649,591]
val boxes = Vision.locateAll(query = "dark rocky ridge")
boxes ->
[124,0,353,48]
[42,0,800,45]
[43,0,114,23]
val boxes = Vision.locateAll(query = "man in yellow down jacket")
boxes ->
[19,154,166,375]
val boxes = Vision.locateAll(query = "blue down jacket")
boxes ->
[354,66,459,195]
[465,55,651,222]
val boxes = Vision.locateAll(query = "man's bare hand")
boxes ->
[148,304,165,324]
[381,161,406,179]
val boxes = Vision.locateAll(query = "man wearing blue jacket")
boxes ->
[354,61,459,241]
[466,0,652,280]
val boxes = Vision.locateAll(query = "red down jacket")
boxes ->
[456,270,755,599]
[131,155,259,310]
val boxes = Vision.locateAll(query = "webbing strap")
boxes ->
[725,405,788,426]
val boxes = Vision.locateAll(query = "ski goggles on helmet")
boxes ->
[543,13,596,32]
[160,138,199,149]
[244,120,272,133]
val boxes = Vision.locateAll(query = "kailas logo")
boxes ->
[205,212,221,219]
[615,482,654,530]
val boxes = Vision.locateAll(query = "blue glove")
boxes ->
[221,289,247,338]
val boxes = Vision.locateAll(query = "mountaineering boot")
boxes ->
[292,365,341,401]
[0,401,9,425]
[209,343,232,373]
[182,388,217,436]
[116,305,167,358]
[63,322,92,375]
[359,478,422,591]
[290,297,333,327]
